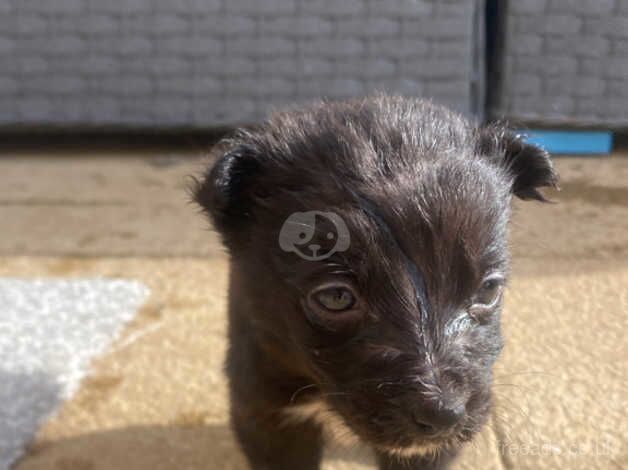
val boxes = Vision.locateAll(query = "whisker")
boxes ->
[289,383,320,403]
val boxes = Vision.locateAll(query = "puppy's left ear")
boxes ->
[191,138,262,235]
[478,127,559,201]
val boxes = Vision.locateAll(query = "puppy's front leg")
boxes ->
[232,404,323,470]
[375,449,459,470]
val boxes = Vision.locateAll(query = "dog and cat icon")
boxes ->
[279,211,350,261]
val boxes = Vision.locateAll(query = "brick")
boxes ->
[509,0,547,13]
[195,15,256,35]
[192,99,257,124]
[115,36,153,56]
[97,77,153,95]
[151,98,192,121]
[509,95,576,118]
[509,35,543,55]
[413,58,466,79]
[80,14,119,35]
[504,96,541,118]
[258,57,303,77]
[53,98,85,122]
[0,37,15,54]
[77,56,119,75]
[155,77,222,95]
[578,58,605,75]
[148,14,189,35]
[85,98,120,122]
[45,58,79,75]
[424,80,469,97]
[402,18,470,38]
[606,57,628,78]
[335,59,396,78]
[432,96,469,113]
[17,98,54,120]
[600,99,628,118]
[200,57,257,77]
[146,57,191,75]
[577,98,628,119]
[0,77,18,95]
[299,38,364,58]
[0,101,18,124]
[400,56,468,78]
[150,0,222,13]
[547,0,616,15]
[540,95,576,115]
[158,36,222,56]
[545,77,605,96]
[509,74,543,95]
[14,56,48,75]
[606,80,628,97]
[45,36,87,55]
[17,0,85,13]
[47,76,87,95]
[433,2,475,17]
[374,78,424,96]
[575,98,604,117]
[613,38,628,55]
[226,37,295,57]
[545,36,610,57]
[13,15,47,35]
[336,18,400,37]
[300,78,365,98]
[584,17,628,37]
[515,56,578,76]
[301,58,335,77]
[88,0,148,14]
[301,0,366,16]
[369,38,429,58]
[430,39,471,58]
[225,0,296,14]
[260,17,333,37]
[515,14,582,34]
[367,0,433,18]
[571,77,606,97]
[190,77,224,95]
[226,77,296,96]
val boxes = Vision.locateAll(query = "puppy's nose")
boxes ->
[412,400,465,434]
[308,243,321,254]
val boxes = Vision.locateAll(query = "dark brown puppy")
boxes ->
[193,96,557,469]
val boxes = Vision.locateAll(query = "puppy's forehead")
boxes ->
[338,160,510,290]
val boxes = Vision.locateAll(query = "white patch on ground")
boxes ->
[0,279,149,470]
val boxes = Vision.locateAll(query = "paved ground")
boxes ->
[0,148,626,469]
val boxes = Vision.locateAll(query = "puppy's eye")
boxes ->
[314,287,356,311]
[469,276,504,317]
[476,278,502,305]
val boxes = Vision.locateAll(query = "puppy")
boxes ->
[193,96,557,469]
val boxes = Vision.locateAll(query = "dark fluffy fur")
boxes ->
[193,96,557,469]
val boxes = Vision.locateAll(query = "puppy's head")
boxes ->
[194,97,557,455]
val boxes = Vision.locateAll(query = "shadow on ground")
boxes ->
[16,423,376,470]
[0,371,61,470]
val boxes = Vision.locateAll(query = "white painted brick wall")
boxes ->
[0,0,481,127]
[493,0,628,126]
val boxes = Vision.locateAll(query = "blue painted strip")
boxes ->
[518,130,613,155]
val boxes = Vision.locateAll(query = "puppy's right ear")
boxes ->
[477,126,559,202]
[192,141,261,234]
